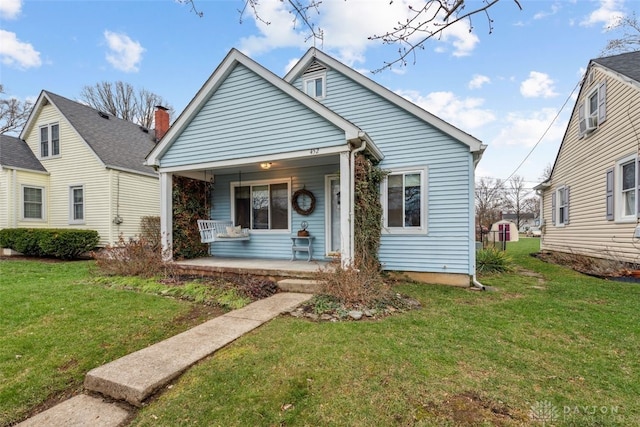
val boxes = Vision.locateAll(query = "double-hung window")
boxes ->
[23,186,44,220]
[578,80,606,136]
[39,123,60,158]
[303,73,325,99]
[232,180,290,231]
[69,185,85,223]
[552,186,569,226]
[609,155,639,222]
[383,168,427,233]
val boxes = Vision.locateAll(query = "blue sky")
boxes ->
[1,0,637,188]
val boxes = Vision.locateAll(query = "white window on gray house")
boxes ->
[232,180,289,230]
[23,186,44,220]
[303,74,325,99]
[578,80,606,136]
[70,185,85,223]
[609,155,639,222]
[552,186,569,226]
[383,168,427,233]
[39,123,60,158]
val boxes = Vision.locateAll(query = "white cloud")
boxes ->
[0,30,41,69]
[0,0,21,19]
[520,71,558,98]
[469,74,490,90]
[533,3,560,20]
[397,89,496,131]
[103,30,144,72]
[238,0,481,65]
[489,108,567,147]
[580,0,625,29]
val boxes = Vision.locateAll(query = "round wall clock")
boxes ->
[292,188,316,215]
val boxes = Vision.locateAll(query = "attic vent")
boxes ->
[139,126,149,133]
[98,111,110,119]
[303,60,328,75]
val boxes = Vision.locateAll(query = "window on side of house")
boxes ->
[382,168,427,234]
[39,123,60,158]
[232,180,290,231]
[23,186,44,220]
[303,73,325,99]
[612,155,638,222]
[578,80,606,136]
[69,185,85,223]
[552,186,569,226]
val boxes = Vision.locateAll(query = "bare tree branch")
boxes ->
[79,81,172,128]
[0,85,33,134]
[603,12,640,55]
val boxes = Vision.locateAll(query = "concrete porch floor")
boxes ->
[173,256,333,280]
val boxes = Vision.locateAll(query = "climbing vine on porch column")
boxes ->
[353,154,387,269]
[172,176,211,259]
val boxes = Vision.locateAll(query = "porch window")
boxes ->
[232,180,290,231]
[382,168,427,234]
[23,186,44,220]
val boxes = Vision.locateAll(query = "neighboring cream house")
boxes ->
[1,90,165,247]
[535,51,640,264]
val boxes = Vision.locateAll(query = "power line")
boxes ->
[501,78,583,182]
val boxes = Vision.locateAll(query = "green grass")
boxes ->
[0,259,219,426]
[130,238,640,426]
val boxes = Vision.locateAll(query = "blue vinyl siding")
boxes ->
[295,69,474,274]
[207,163,338,260]
[160,64,345,168]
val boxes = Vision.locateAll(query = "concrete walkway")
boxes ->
[17,292,313,427]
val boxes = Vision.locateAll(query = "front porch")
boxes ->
[173,257,333,280]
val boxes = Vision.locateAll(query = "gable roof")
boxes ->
[20,91,158,177]
[0,134,47,172]
[535,51,640,190]
[285,48,486,155]
[147,49,383,167]
[592,50,640,87]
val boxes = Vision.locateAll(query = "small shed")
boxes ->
[490,220,519,242]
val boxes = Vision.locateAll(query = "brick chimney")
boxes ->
[154,106,170,142]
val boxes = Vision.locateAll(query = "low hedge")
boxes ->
[0,228,99,259]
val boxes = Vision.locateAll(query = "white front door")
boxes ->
[325,175,341,256]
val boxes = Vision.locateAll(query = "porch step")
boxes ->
[277,279,323,294]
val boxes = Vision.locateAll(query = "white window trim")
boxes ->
[302,72,326,100]
[69,184,85,225]
[39,122,60,159]
[21,185,46,221]
[555,186,568,227]
[381,167,428,235]
[230,177,292,233]
[615,154,637,223]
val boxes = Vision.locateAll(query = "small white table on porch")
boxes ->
[290,235,314,262]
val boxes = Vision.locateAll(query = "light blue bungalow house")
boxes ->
[146,48,486,286]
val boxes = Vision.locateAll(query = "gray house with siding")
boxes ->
[146,48,485,286]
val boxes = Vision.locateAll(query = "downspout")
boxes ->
[472,274,485,290]
[349,139,367,264]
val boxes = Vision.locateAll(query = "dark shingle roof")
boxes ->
[44,91,158,176]
[592,51,640,84]
[0,134,47,172]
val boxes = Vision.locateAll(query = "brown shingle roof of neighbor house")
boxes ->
[592,50,640,84]
[42,91,159,177]
[0,133,47,172]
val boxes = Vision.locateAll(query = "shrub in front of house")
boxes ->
[0,228,99,259]
[476,247,513,274]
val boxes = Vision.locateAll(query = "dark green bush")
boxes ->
[476,247,513,274]
[0,228,99,259]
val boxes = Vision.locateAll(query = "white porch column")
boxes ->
[160,172,173,261]
[339,151,352,267]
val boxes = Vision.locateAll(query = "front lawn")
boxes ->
[0,259,220,426]
[132,238,640,426]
